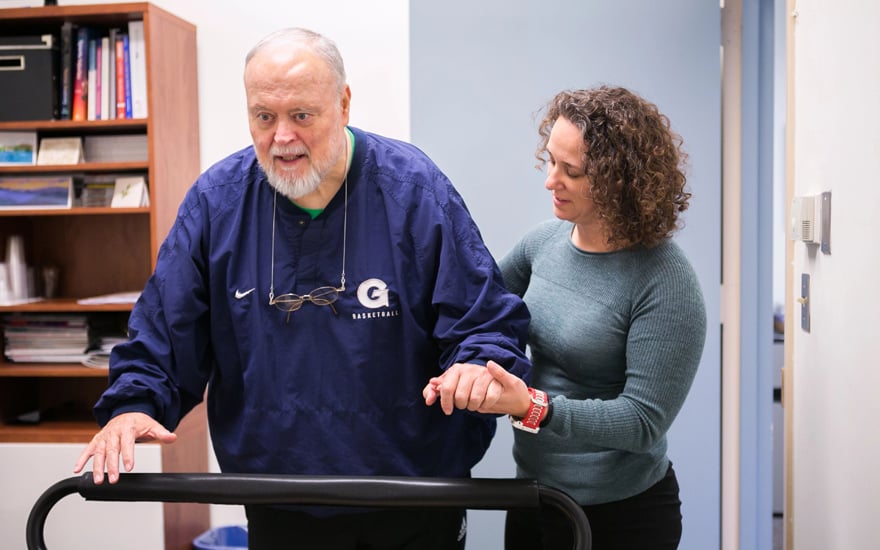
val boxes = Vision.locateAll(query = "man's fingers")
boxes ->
[454,379,478,411]
[438,368,462,415]
[104,435,122,483]
[120,423,138,473]
[91,438,107,484]
[431,363,517,414]
[422,382,439,405]
[73,441,95,474]
[466,369,494,411]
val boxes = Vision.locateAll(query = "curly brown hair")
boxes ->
[537,86,691,248]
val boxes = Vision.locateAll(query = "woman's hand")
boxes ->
[423,360,532,417]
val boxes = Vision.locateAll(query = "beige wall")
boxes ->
[787,0,880,548]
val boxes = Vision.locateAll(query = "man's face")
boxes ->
[245,46,351,199]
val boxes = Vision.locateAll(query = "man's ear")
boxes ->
[341,85,352,119]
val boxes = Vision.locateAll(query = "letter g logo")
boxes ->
[357,278,390,309]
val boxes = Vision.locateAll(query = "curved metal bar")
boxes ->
[27,472,591,550]
[538,484,592,550]
[25,476,81,550]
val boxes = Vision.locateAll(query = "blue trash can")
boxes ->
[192,525,248,550]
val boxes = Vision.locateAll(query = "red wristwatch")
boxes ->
[509,387,549,433]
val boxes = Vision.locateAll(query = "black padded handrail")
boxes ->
[26,472,590,550]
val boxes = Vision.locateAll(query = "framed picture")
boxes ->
[0,131,38,166]
[0,176,73,209]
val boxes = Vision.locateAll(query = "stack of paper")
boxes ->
[81,313,130,368]
[79,174,117,207]
[2,314,89,363]
[83,133,147,163]
[76,290,141,305]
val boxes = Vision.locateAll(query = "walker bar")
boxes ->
[26,472,591,550]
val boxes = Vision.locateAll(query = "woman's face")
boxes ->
[544,117,597,226]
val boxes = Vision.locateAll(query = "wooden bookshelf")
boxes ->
[0,4,207,548]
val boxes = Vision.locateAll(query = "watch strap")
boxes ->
[509,387,549,433]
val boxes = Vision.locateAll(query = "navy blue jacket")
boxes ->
[95,127,531,480]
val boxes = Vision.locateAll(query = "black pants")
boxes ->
[245,505,467,550]
[505,464,682,550]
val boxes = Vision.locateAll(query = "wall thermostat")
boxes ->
[790,195,818,243]
[790,192,831,253]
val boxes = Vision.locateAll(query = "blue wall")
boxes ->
[410,1,722,548]
[739,0,777,548]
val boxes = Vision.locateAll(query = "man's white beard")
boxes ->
[261,133,347,200]
[264,161,322,199]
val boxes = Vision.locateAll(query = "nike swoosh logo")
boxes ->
[234,288,255,299]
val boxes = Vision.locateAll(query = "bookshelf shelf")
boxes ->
[0,4,207,547]
[0,298,135,313]
[0,420,104,443]
[0,363,108,377]
[0,161,150,175]
[0,206,149,217]
[0,118,147,132]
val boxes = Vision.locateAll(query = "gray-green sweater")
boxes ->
[499,219,707,505]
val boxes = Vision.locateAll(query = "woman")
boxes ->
[425,86,707,549]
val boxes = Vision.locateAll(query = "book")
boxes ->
[58,22,75,120]
[128,20,148,118]
[110,175,149,207]
[115,33,126,118]
[4,314,88,328]
[107,28,118,120]
[99,36,110,120]
[0,131,37,165]
[94,37,103,120]
[122,33,133,118]
[86,37,97,120]
[71,26,90,121]
[0,175,73,209]
[36,137,83,165]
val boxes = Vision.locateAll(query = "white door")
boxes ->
[785,1,880,549]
